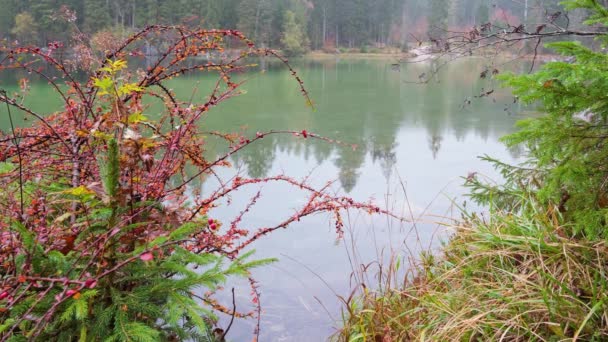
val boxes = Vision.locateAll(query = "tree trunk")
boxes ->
[335,24,339,47]
[322,6,327,47]
[254,0,261,43]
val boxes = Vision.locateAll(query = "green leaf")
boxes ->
[93,76,114,95]
[0,318,16,334]
[226,250,277,276]
[62,185,95,197]
[79,326,87,342]
[119,83,144,97]
[12,221,34,250]
[127,112,148,124]
[0,162,14,174]
[169,222,201,240]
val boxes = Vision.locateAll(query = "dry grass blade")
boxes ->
[337,210,608,341]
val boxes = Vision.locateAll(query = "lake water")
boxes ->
[0,57,528,341]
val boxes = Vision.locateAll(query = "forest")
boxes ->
[2,0,608,340]
[0,0,588,54]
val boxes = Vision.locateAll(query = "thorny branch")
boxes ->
[0,24,398,340]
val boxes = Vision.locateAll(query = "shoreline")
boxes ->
[303,50,563,62]
[305,51,410,60]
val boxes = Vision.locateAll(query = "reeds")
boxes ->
[338,209,608,341]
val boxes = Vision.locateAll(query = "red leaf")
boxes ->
[84,279,97,289]
[140,252,154,262]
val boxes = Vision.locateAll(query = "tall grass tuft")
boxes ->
[338,208,608,341]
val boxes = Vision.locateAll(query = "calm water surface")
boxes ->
[0,57,528,341]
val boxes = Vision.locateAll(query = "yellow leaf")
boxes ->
[76,130,89,137]
[119,83,144,96]
[140,138,157,149]
[62,185,95,197]
[92,131,113,141]
[110,59,127,71]
[54,212,73,223]
[101,59,128,74]
[93,77,113,96]
[127,112,148,124]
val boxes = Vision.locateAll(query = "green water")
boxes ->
[0,57,527,341]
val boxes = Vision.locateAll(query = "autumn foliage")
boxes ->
[0,25,385,340]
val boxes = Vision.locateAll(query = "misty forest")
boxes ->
[0,0,595,52]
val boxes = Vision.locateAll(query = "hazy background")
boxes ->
[0,0,594,52]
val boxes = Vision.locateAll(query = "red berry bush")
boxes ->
[0,25,388,341]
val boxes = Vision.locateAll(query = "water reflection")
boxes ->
[179,57,525,193]
[0,57,527,341]
[0,59,522,182]
[183,59,527,340]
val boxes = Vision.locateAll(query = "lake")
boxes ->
[0,56,528,341]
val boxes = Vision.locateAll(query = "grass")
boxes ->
[337,208,608,341]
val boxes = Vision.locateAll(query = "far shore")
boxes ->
[306,50,410,59]
[303,49,563,62]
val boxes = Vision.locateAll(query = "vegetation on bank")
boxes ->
[0,23,388,340]
[340,211,608,340]
[339,0,608,340]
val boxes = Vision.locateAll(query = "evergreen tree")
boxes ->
[11,12,38,44]
[0,0,593,53]
[281,10,308,55]
[428,0,449,39]
[30,0,60,42]
[470,0,608,240]
[237,0,273,47]
[0,0,19,36]
[83,0,112,33]
[217,0,240,28]
[157,0,176,24]
[476,0,490,25]
[203,0,224,28]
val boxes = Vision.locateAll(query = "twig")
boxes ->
[220,288,237,341]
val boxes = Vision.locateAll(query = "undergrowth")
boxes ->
[0,18,389,342]
[339,1,608,341]
[339,209,608,341]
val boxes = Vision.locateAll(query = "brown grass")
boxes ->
[337,210,608,341]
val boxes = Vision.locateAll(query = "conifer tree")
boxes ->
[30,0,60,42]
[428,0,449,39]
[281,10,308,56]
[11,12,38,44]
[0,0,19,35]
[470,0,608,240]
[83,0,112,33]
